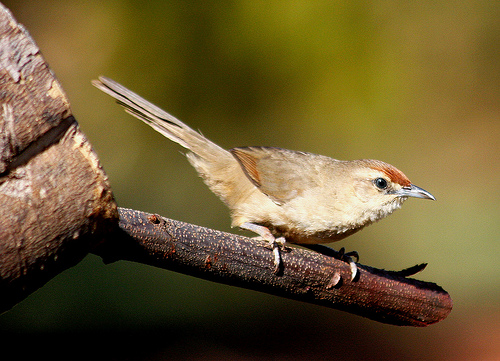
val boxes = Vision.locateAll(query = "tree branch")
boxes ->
[92,208,452,327]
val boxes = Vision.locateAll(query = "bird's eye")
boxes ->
[374,177,388,190]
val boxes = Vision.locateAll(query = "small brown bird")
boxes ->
[93,76,435,279]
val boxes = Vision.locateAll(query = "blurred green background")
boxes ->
[1,1,499,360]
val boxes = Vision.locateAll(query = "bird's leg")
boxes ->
[239,222,285,274]
[338,247,359,281]
[301,244,359,281]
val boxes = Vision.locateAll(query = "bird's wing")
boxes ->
[230,146,323,205]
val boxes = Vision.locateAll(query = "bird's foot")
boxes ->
[338,247,359,281]
[301,244,359,282]
[265,236,287,274]
[240,222,288,275]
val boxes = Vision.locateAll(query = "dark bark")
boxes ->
[92,208,452,327]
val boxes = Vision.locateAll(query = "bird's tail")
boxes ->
[92,76,229,163]
[93,77,252,213]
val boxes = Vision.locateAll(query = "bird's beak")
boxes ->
[396,184,436,200]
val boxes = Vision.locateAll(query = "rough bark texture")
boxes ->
[93,208,452,327]
[0,4,118,313]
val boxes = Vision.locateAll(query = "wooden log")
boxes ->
[0,4,118,313]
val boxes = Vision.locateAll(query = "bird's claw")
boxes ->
[340,248,359,263]
[337,247,359,281]
[264,237,291,252]
[239,222,287,274]
[301,244,359,282]
[266,236,287,274]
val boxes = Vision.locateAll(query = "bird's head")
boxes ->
[347,159,435,225]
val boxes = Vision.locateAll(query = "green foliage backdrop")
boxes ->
[2,1,499,360]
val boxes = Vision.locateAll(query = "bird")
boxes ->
[93,76,435,280]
